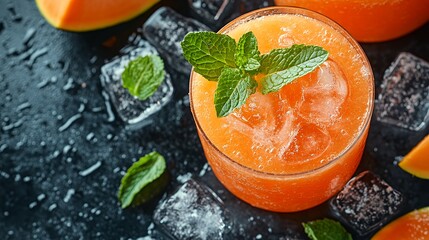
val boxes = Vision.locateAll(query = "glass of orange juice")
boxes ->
[190,7,374,212]
[274,0,429,42]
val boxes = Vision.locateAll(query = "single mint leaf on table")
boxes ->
[260,44,329,94]
[303,218,353,240]
[235,31,261,72]
[122,55,165,101]
[118,151,167,208]
[214,68,257,117]
[181,31,236,80]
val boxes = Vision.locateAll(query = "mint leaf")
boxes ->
[235,31,261,72]
[181,32,236,80]
[303,219,352,240]
[214,68,257,117]
[122,55,165,101]
[118,151,167,208]
[260,44,328,94]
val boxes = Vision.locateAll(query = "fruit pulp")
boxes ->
[190,7,374,212]
[274,0,429,42]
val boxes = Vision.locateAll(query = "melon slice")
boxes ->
[399,135,429,179]
[35,0,159,31]
[372,206,429,240]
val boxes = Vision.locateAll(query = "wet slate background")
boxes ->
[1,0,429,239]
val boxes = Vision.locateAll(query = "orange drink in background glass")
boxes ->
[275,0,429,42]
[190,7,374,212]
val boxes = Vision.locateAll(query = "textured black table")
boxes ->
[1,0,429,239]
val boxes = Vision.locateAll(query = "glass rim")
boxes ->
[189,6,375,178]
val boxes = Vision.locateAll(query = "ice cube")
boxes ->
[143,7,210,75]
[330,171,405,236]
[153,179,231,240]
[188,0,236,28]
[376,52,429,131]
[100,40,173,129]
[283,123,330,162]
[230,91,298,159]
[298,60,348,125]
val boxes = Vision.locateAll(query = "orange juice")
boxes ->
[190,7,374,212]
[275,0,429,42]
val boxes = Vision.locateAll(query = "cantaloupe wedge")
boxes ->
[35,0,159,32]
[399,135,429,179]
[372,206,429,240]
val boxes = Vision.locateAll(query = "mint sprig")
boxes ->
[122,55,165,101]
[260,45,329,94]
[181,31,328,117]
[235,32,261,73]
[215,68,257,117]
[303,218,353,240]
[181,32,236,80]
[118,151,168,208]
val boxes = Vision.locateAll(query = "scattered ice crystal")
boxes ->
[143,7,210,74]
[37,194,46,201]
[198,163,210,177]
[153,179,230,240]
[176,172,193,184]
[58,114,82,132]
[330,171,404,236]
[79,161,102,177]
[376,52,429,131]
[63,189,76,203]
[100,41,173,129]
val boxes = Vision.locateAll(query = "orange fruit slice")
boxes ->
[372,207,429,240]
[35,0,159,31]
[399,135,429,179]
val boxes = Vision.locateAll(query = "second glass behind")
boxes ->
[190,7,374,212]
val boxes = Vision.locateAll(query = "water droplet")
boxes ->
[37,193,46,201]
[90,56,98,64]
[63,77,75,91]
[79,161,102,177]
[63,189,75,203]
[86,132,95,141]
[0,144,7,152]
[101,91,116,122]
[78,103,86,113]
[106,134,113,140]
[63,145,72,154]
[23,28,36,46]
[16,102,31,111]
[58,113,82,132]
[14,174,21,182]
[29,202,37,209]
[27,48,48,67]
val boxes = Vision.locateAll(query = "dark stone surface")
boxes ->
[1,0,428,239]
